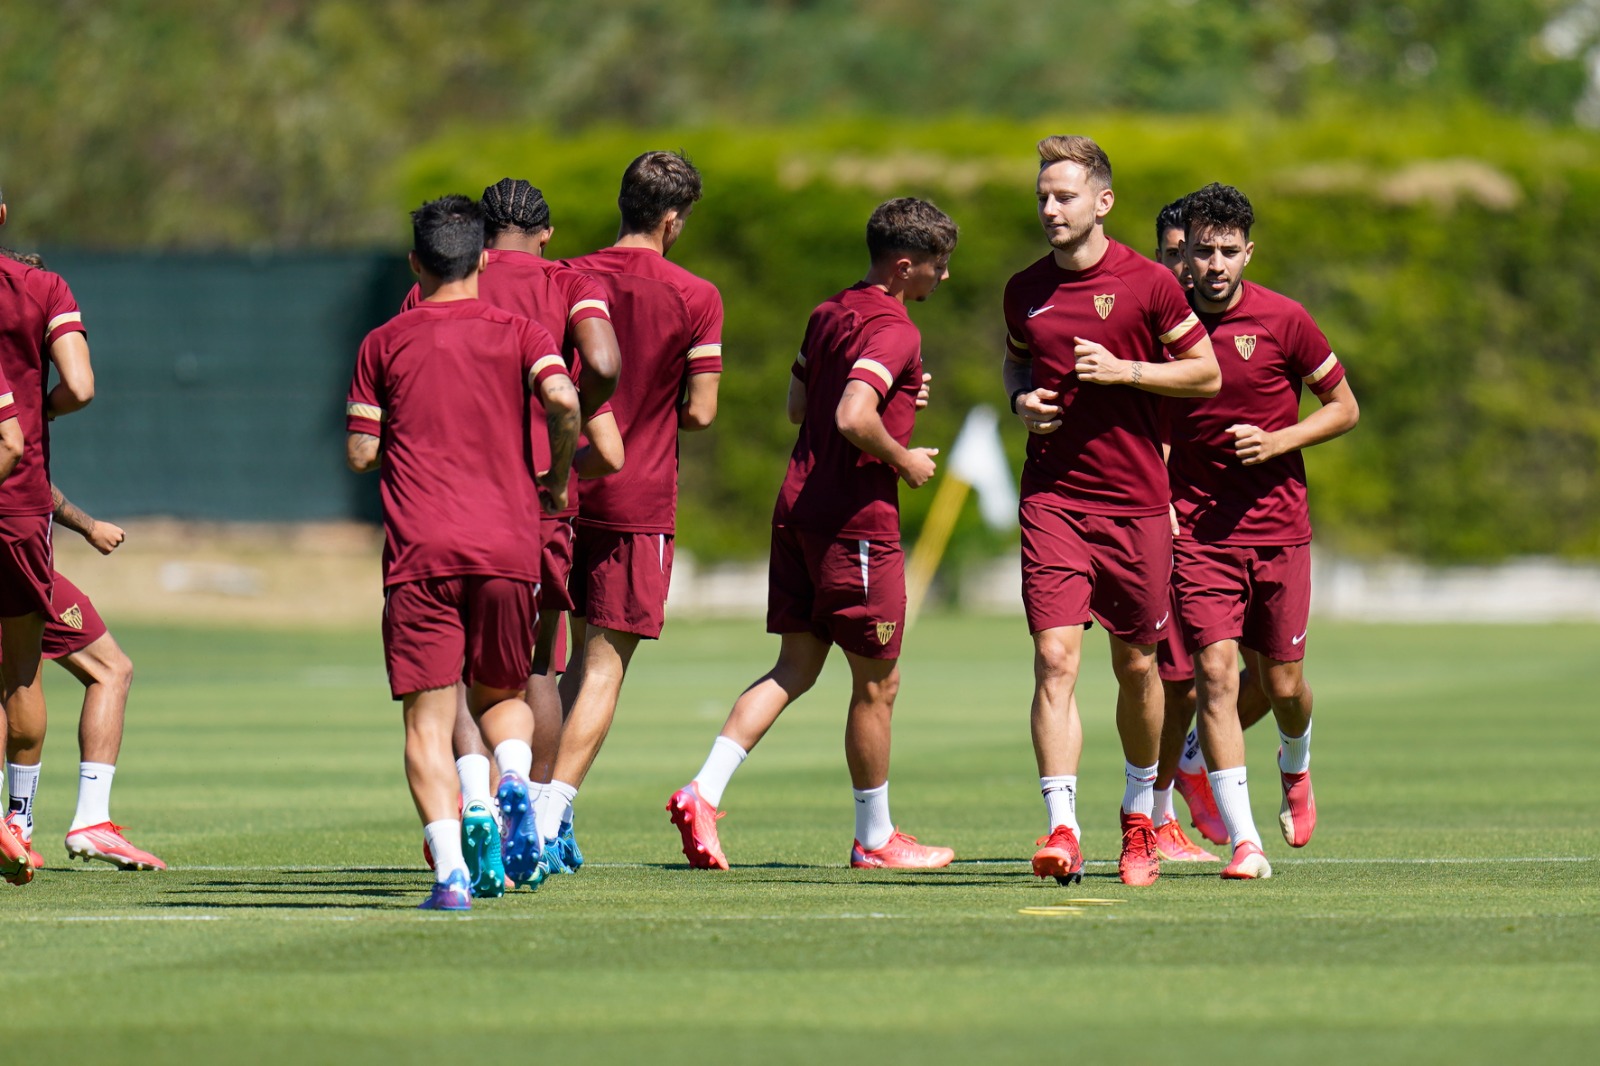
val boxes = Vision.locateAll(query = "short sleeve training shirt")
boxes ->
[771,283,922,541]
[1003,239,1206,515]
[402,249,612,518]
[1168,281,1346,546]
[559,246,723,534]
[346,298,568,586]
[0,259,87,515]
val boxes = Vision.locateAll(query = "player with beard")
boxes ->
[1169,183,1359,879]
[1003,137,1220,887]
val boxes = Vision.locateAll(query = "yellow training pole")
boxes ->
[904,475,971,630]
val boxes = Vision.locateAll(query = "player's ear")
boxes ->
[1244,239,1255,265]
[897,256,914,279]
[477,249,489,274]
[1096,187,1115,219]
[539,227,553,252]
[407,250,422,278]
[0,203,7,227]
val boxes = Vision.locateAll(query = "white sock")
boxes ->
[1278,721,1312,774]
[1153,786,1175,825]
[1178,729,1206,774]
[6,762,40,835]
[1208,767,1262,849]
[424,819,467,882]
[537,780,577,842]
[493,740,533,782]
[455,755,492,809]
[852,782,893,851]
[72,762,117,830]
[1040,775,1079,833]
[1122,761,1157,818]
[692,736,747,808]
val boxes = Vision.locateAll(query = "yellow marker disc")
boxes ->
[1017,906,1084,916]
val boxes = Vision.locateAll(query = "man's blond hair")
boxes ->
[1037,135,1112,189]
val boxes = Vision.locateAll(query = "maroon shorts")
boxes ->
[570,526,673,640]
[1172,540,1311,663]
[0,513,54,618]
[382,575,538,699]
[1019,499,1171,644]
[767,527,906,660]
[43,572,107,660]
[1156,587,1194,683]
[540,516,576,613]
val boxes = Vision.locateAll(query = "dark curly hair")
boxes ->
[1183,182,1254,241]
[481,178,552,238]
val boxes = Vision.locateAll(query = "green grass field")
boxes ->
[3,616,1597,1064]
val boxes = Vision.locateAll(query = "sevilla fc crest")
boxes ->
[1093,294,1115,320]
[60,604,84,630]
[1234,335,1257,361]
[875,621,897,645]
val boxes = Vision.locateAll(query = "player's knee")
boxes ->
[1264,671,1307,706]
[1032,640,1078,684]
[854,666,900,707]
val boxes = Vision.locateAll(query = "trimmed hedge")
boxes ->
[401,106,1600,563]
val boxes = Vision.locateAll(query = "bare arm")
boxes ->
[1004,351,1063,434]
[573,410,624,479]
[786,375,807,425]
[346,432,381,473]
[835,380,937,488]
[537,373,581,511]
[679,372,719,431]
[0,417,23,484]
[51,483,125,554]
[1073,334,1221,398]
[1230,377,1359,466]
[573,317,620,417]
[47,332,95,417]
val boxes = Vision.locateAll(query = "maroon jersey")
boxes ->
[772,284,922,540]
[1003,239,1206,516]
[346,298,569,586]
[402,249,612,518]
[560,246,723,535]
[1168,281,1346,546]
[0,258,86,516]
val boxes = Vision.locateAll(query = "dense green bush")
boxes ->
[398,106,1599,565]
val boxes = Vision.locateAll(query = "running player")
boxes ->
[0,482,164,870]
[536,151,723,868]
[1150,198,1240,859]
[1003,136,1220,887]
[1169,182,1360,879]
[0,188,94,886]
[401,179,623,877]
[667,198,958,871]
[346,195,580,909]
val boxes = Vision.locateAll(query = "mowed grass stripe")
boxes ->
[2,617,1596,1065]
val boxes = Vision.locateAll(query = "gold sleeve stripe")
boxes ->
[47,311,83,333]
[0,392,12,408]
[687,343,723,361]
[347,402,385,422]
[853,358,895,390]
[1008,334,1030,351]
[532,354,567,377]
[1305,354,1340,385]
[569,299,609,318]
[1158,312,1201,346]
[794,350,807,368]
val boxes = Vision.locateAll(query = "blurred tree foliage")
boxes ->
[3,2,1598,563]
[1,0,1594,247]
[399,107,1600,565]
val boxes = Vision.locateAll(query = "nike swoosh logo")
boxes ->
[82,775,99,780]
[1027,305,1054,318]
[1154,612,1169,630]
[1291,632,1307,645]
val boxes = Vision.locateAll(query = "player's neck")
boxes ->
[1050,227,1110,273]
[614,230,667,255]
[419,272,480,303]
[488,233,548,257]
[861,267,909,305]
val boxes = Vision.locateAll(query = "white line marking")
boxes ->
[143,855,1599,873]
[17,912,902,924]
